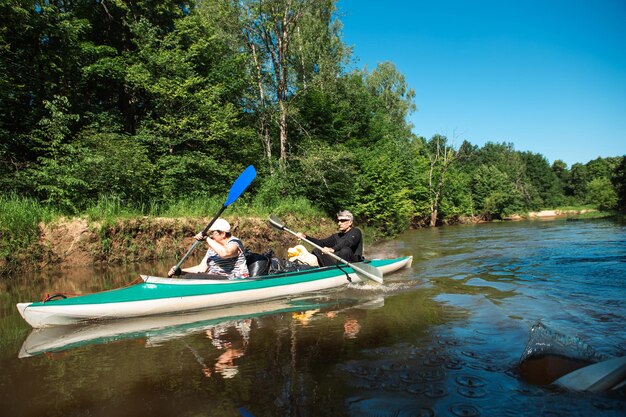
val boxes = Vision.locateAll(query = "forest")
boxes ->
[1,0,625,236]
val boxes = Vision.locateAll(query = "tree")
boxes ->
[23,96,85,212]
[472,165,523,218]
[365,62,416,128]
[566,163,588,199]
[551,160,569,195]
[122,11,254,201]
[0,0,91,191]
[424,135,458,226]
[520,151,562,208]
[291,141,357,213]
[612,156,626,211]
[353,140,415,234]
[587,177,618,210]
[230,0,343,172]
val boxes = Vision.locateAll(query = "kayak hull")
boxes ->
[17,257,412,328]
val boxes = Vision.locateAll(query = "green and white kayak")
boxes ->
[17,257,412,328]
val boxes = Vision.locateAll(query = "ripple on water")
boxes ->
[445,358,465,370]
[449,403,481,417]
[397,405,435,417]
[417,368,447,382]
[424,383,449,398]
[422,353,449,367]
[405,383,426,395]
[381,360,409,372]
[345,395,435,417]
[456,375,486,387]
[457,385,487,399]
[437,336,463,346]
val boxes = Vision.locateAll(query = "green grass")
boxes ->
[552,204,597,211]
[565,210,615,220]
[1,191,335,272]
[83,193,325,221]
[84,195,145,221]
[0,194,56,259]
[158,195,224,218]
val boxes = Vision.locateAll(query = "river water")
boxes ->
[1,218,625,416]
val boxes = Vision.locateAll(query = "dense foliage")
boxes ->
[1,0,624,234]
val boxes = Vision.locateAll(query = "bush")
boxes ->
[587,177,618,210]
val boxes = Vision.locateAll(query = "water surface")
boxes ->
[1,218,625,416]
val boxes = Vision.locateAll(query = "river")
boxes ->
[1,218,625,416]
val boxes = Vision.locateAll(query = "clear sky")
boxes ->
[337,0,626,167]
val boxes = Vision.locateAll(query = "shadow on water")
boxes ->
[1,218,625,416]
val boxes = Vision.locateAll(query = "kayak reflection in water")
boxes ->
[168,218,250,279]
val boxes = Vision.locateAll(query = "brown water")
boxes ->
[1,219,625,416]
[518,355,591,386]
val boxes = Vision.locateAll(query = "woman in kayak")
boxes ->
[168,218,250,279]
[296,210,363,267]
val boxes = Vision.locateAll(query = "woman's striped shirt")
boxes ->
[205,237,249,279]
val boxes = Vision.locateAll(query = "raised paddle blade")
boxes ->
[224,165,257,207]
[171,165,256,277]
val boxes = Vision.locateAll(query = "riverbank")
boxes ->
[0,209,613,274]
[0,215,339,274]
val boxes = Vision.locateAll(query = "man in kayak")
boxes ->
[296,210,363,267]
[168,218,250,279]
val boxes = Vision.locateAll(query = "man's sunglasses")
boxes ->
[337,219,350,223]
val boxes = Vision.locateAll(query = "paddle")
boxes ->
[169,165,257,277]
[268,215,383,284]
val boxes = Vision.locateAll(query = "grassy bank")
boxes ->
[0,194,57,272]
[0,194,336,274]
[2,194,617,274]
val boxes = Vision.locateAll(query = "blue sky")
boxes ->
[337,0,626,167]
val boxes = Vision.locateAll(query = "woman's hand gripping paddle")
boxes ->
[268,215,383,284]
[169,165,257,277]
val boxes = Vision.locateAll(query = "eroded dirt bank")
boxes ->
[17,215,338,272]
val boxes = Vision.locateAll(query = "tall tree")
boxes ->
[520,151,561,208]
[612,156,626,210]
[227,0,345,172]
[567,163,588,199]
[424,135,458,226]
[234,0,307,171]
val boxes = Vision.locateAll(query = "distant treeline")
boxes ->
[1,0,625,234]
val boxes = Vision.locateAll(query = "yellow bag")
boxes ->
[287,245,319,266]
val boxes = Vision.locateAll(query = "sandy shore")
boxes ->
[527,209,596,218]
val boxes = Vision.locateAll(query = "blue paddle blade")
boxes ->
[237,407,256,417]
[224,165,257,207]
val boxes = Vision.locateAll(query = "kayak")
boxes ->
[17,256,412,328]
